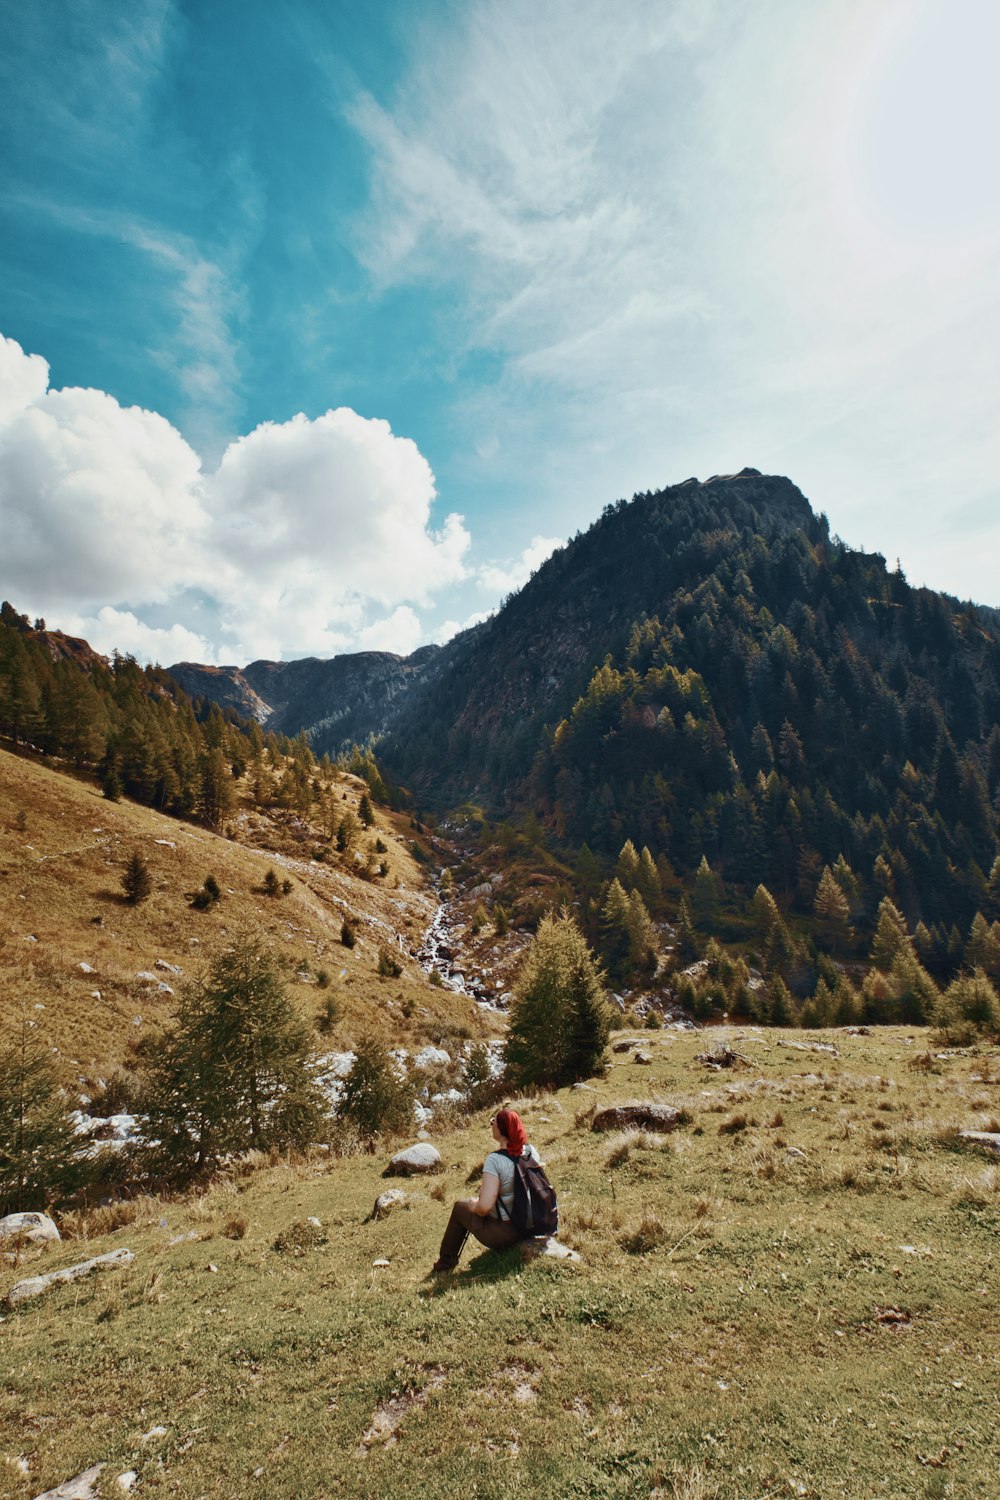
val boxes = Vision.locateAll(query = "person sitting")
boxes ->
[431,1108,541,1274]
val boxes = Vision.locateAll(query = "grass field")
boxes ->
[0,747,494,1079]
[3,1027,999,1499]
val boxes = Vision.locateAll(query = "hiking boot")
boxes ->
[430,1256,457,1274]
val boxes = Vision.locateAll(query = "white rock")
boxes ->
[153,839,175,847]
[78,962,96,975]
[387,1143,441,1175]
[369,1189,408,1221]
[0,1211,61,1245]
[306,1216,323,1229]
[31,1463,105,1499]
[414,1046,451,1068]
[136,971,157,983]
[8,1248,134,1306]
[154,959,182,974]
[156,983,174,995]
[520,1237,581,1263]
[116,1472,137,1493]
[90,991,102,1000]
[140,1426,168,1445]
[372,1259,391,1268]
[959,1130,1000,1156]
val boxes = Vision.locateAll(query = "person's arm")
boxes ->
[469,1166,501,1216]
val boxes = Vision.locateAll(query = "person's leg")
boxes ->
[434,1200,476,1268]
[434,1202,521,1269]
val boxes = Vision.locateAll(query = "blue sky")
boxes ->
[1,0,998,665]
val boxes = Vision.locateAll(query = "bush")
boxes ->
[336,1036,414,1141]
[262,869,280,897]
[316,995,341,1035]
[378,947,403,978]
[341,919,356,948]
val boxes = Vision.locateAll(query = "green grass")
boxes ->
[3,1028,999,1498]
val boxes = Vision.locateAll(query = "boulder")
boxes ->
[959,1130,1000,1157]
[386,1142,441,1175]
[632,1051,653,1065]
[0,1211,60,1245]
[591,1102,683,1133]
[368,1189,409,1221]
[520,1236,581,1263]
[8,1248,134,1306]
[778,1039,839,1056]
[154,959,182,974]
[612,1038,643,1053]
[414,1046,451,1068]
[31,1463,105,1499]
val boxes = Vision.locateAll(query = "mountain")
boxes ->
[13,467,1000,948]
[169,645,446,755]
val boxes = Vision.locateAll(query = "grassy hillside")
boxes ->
[0,748,493,1083]
[3,1026,999,1498]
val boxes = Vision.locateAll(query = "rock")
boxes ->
[571,1082,597,1092]
[520,1237,581,1263]
[272,1219,328,1254]
[372,1258,391,1268]
[959,1131,1000,1156]
[591,1102,683,1133]
[156,983,174,995]
[633,1051,653,1065]
[135,971,157,983]
[154,959,182,974]
[368,1189,409,1221]
[414,1046,451,1068]
[31,1464,105,1499]
[0,1211,60,1245]
[778,1039,839,1056]
[140,1426,168,1445]
[78,962,95,975]
[785,1147,808,1161]
[612,1038,643,1053]
[386,1143,441,1175]
[8,1248,134,1306]
[116,1472,137,1492]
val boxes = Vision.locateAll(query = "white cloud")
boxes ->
[436,610,491,643]
[478,535,562,597]
[62,607,220,666]
[357,606,423,655]
[0,331,473,664]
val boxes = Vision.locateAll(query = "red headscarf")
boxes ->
[495,1108,527,1157]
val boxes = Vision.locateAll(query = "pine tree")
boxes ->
[675,896,700,961]
[140,932,328,1176]
[336,1036,414,1141]
[122,850,153,906]
[504,909,611,1087]
[0,1015,89,1213]
[690,855,720,926]
[358,793,375,828]
[871,896,910,968]
[814,866,853,953]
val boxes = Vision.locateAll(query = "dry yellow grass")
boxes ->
[0,747,494,1080]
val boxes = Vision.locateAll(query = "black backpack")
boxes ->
[497,1149,558,1237]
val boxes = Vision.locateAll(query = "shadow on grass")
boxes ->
[420,1245,524,1297]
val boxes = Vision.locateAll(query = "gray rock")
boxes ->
[31,1464,105,1499]
[387,1142,442,1175]
[369,1189,409,1221]
[520,1237,581,1263]
[591,1102,683,1133]
[778,1039,839,1056]
[612,1038,644,1053]
[959,1130,1000,1156]
[8,1248,134,1306]
[0,1211,60,1245]
[632,1051,653,1065]
[154,959,182,974]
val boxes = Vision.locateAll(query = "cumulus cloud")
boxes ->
[0,331,472,664]
[479,535,562,597]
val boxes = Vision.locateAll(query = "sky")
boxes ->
[1,0,998,666]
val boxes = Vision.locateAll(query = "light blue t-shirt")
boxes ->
[483,1143,542,1219]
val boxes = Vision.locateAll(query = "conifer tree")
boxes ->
[675,896,700,961]
[690,855,720,926]
[871,896,910,969]
[122,850,153,906]
[504,909,611,1087]
[336,1036,414,1141]
[140,933,328,1176]
[0,1015,89,1212]
[814,866,853,953]
[615,839,641,891]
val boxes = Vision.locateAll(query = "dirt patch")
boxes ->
[358,1367,447,1453]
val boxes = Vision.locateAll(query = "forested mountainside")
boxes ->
[379,470,1000,939]
[169,645,445,755]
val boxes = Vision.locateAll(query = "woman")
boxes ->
[431,1108,541,1273]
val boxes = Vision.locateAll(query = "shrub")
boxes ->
[378,947,403,978]
[341,919,356,948]
[336,1036,414,1141]
[316,995,341,1035]
[262,868,281,897]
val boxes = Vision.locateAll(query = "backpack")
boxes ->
[497,1148,559,1237]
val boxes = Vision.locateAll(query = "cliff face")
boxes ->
[169,645,446,754]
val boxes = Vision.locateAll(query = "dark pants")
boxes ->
[436,1200,522,1266]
